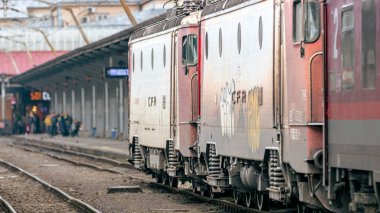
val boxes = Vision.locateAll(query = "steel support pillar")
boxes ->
[92,85,96,136]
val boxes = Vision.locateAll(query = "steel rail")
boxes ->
[12,139,131,167]
[0,194,17,213]
[0,159,101,213]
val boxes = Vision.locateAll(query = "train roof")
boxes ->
[201,0,251,17]
[130,2,202,41]
[129,15,184,41]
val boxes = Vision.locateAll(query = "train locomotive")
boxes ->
[128,0,380,212]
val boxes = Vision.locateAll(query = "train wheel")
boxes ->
[155,173,163,183]
[257,192,269,210]
[245,192,255,208]
[210,188,220,199]
[200,186,209,197]
[297,204,325,213]
[297,204,308,213]
[162,173,169,185]
[233,190,242,204]
[191,181,198,193]
[169,177,178,188]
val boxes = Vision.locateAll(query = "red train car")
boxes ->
[326,0,380,212]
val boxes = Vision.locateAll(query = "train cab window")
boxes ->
[304,0,320,42]
[362,0,377,89]
[182,34,198,66]
[293,0,320,43]
[293,1,303,42]
[341,6,355,91]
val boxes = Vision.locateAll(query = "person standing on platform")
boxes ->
[28,112,36,134]
[44,114,51,135]
[50,113,58,137]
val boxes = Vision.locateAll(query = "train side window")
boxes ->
[259,16,263,49]
[205,32,209,60]
[293,0,320,43]
[163,45,166,68]
[140,50,143,72]
[341,6,355,91]
[237,23,241,54]
[362,0,376,89]
[132,53,135,73]
[182,34,198,67]
[219,28,222,57]
[293,0,303,42]
[151,48,154,70]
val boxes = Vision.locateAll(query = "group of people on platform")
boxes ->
[44,113,81,137]
[12,112,40,134]
[12,112,81,137]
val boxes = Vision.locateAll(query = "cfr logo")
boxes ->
[148,96,157,107]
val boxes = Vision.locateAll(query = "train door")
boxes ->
[283,0,325,173]
[283,0,328,209]
[287,0,325,124]
[174,26,199,158]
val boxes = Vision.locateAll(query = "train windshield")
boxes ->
[293,0,320,43]
[182,34,198,66]
[304,0,320,42]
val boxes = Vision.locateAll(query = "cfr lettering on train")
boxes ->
[220,79,260,140]
[147,96,156,107]
[247,87,261,153]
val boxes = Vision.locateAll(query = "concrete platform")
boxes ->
[11,134,130,162]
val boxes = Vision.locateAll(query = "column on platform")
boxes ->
[54,92,58,114]
[84,86,92,137]
[123,78,129,140]
[91,84,96,137]
[62,91,67,113]
[109,81,118,139]
[105,81,109,137]
[71,89,75,119]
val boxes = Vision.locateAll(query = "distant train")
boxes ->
[128,0,380,212]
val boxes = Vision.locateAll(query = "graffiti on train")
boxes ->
[220,79,251,138]
[220,80,235,138]
[247,87,261,152]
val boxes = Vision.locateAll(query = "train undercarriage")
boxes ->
[130,137,379,212]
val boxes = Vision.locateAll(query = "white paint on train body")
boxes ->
[199,0,277,159]
[129,12,201,150]
[129,31,173,149]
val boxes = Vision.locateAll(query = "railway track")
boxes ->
[0,194,16,213]
[0,156,100,213]
[10,139,297,213]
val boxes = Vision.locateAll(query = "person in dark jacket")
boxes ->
[71,120,81,137]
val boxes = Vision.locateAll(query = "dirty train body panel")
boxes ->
[199,0,276,161]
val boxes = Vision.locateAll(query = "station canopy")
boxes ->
[11,14,165,91]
